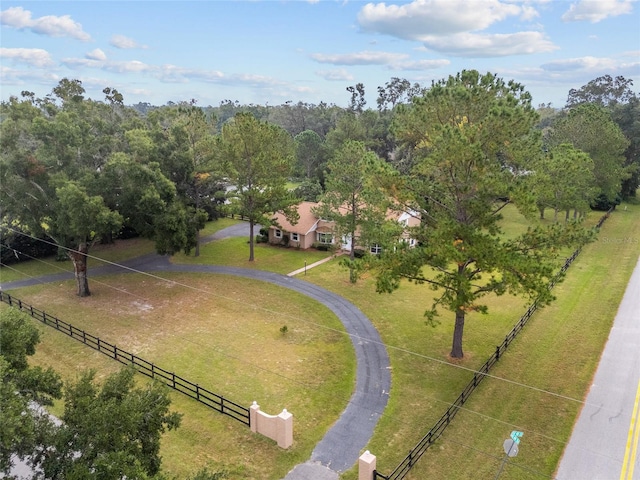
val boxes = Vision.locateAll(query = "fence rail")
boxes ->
[374,208,613,480]
[0,291,250,426]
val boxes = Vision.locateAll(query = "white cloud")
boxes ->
[0,65,60,89]
[0,6,32,27]
[310,50,409,65]
[62,57,154,74]
[391,59,450,70]
[310,50,451,71]
[519,4,541,21]
[0,6,91,41]
[356,1,556,57]
[179,67,226,83]
[110,34,145,49]
[357,0,524,40]
[540,55,632,72]
[58,54,288,90]
[315,69,355,81]
[86,48,107,61]
[562,0,634,23]
[0,47,54,67]
[422,31,558,57]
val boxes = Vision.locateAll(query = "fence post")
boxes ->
[496,345,500,360]
[359,450,377,480]
[250,401,259,433]
[276,409,293,448]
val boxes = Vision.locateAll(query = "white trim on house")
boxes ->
[316,232,334,244]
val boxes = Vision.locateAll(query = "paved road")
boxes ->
[1,224,391,478]
[556,256,640,480]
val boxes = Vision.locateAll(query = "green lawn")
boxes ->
[12,272,355,479]
[305,202,638,480]
[4,203,639,479]
[172,236,333,275]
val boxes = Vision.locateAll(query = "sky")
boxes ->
[1,0,639,109]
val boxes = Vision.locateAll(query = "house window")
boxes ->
[291,233,299,242]
[274,229,282,239]
[401,237,416,247]
[370,244,382,254]
[317,232,333,244]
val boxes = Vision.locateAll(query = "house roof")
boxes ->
[272,201,320,235]
[272,200,421,236]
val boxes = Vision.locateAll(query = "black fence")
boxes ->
[374,209,613,480]
[0,291,250,427]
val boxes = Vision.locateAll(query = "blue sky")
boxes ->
[1,0,639,108]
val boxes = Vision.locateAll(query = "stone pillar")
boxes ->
[359,450,377,480]
[277,409,293,449]
[250,401,260,433]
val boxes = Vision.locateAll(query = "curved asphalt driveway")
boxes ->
[0,224,391,477]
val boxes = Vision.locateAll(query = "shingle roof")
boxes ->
[272,201,320,235]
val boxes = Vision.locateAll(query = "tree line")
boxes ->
[1,72,638,360]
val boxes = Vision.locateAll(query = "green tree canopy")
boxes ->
[548,103,630,207]
[375,70,591,358]
[532,144,598,221]
[0,309,62,474]
[216,113,298,261]
[294,129,326,181]
[566,74,637,108]
[0,80,205,296]
[0,309,226,479]
[34,368,182,479]
[315,140,392,282]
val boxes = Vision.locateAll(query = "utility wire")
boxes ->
[0,227,604,412]
[1,229,622,473]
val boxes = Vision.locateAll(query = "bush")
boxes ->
[0,228,58,266]
[591,193,621,211]
[353,248,366,259]
[256,227,269,244]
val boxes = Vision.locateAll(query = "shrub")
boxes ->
[0,228,58,266]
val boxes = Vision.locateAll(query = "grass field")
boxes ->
[172,237,333,275]
[7,271,355,479]
[2,201,639,479]
[308,202,638,480]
